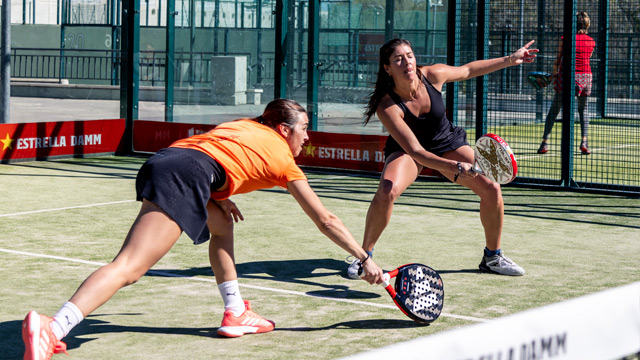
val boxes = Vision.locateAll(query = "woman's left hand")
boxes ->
[214,199,244,223]
[509,40,539,65]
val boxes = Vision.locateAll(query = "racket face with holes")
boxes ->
[474,134,518,184]
[393,264,444,324]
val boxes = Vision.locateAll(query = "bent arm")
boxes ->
[376,99,473,177]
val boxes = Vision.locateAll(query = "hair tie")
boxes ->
[257,115,265,124]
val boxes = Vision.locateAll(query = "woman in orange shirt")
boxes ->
[22,99,384,360]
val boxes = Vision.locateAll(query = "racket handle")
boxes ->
[381,273,391,287]
[471,162,484,175]
[381,273,397,298]
[362,271,391,286]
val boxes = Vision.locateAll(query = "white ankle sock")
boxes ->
[51,301,84,340]
[218,280,245,316]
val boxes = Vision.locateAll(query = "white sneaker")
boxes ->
[479,249,525,276]
[346,258,361,279]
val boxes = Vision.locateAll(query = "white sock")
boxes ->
[218,280,245,316]
[51,302,84,340]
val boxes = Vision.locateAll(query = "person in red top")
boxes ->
[537,11,596,155]
[22,99,384,360]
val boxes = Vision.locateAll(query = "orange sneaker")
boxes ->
[217,300,275,338]
[22,311,68,360]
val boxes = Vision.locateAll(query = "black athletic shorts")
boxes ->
[135,147,226,244]
[384,126,469,158]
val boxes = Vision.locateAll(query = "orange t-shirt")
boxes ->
[169,119,307,200]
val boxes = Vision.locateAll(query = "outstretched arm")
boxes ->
[426,40,539,88]
[286,179,383,284]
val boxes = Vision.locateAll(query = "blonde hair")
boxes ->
[577,11,590,34]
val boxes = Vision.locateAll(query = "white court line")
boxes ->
[0,248,486,323]
[0,200,136,218]
[0,176,346,218]
[307,174,354,182]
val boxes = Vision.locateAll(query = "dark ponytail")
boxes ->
[363,38,414,126]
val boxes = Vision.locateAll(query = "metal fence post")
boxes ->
[597,0,609,117]
[1,0,11,124]
[59,0,66,82]
[165,0,175,122]
[274,0,288,99]
[120,0,140,154]
[385,0,394,41]
[535,0,545,123]
[307,0,319,131]
[560,0,576,188]
[475,0,488,139]
[446,0,460,126]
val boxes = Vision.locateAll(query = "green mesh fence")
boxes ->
[8,0,639,194]
[451,0,639,194]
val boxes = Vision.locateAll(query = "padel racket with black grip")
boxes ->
[364,263,444,324]
[472,133,518,184]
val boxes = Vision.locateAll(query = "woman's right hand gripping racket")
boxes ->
[362,263,444,324]
[471,133,518,184]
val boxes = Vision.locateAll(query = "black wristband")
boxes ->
[360,253,371,265]
[454,161,462,182]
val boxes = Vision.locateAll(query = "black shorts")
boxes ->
[135,147,226,244]
[384,126,469,158]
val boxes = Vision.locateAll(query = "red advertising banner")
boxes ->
[358,34,386,62]
[296,131,387,172]
[296,131,439,177]
[133,120,216,153]
[132,120,438,176]
[0,119,126,163]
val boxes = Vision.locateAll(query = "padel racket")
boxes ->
[471,133,518,184]
[362,263,444,324]
[527,71,551,90]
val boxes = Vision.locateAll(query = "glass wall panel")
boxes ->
[313,0,447,135]
[7,0,121,124]
[137,0,276,124]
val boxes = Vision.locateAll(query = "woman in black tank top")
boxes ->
[348,38,538,278]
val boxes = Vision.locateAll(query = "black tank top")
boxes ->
[384,75,467,157]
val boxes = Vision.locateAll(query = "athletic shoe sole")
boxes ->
[23,311,42,360]
[217,325,268,338]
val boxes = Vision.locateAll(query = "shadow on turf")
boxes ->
[63,314,218,350]
[0,314,219,359]
[437,269,482,274]
[147,258,383,300]
[0,320,24,360]
[276,318,426,332]
[1,316,422,359]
